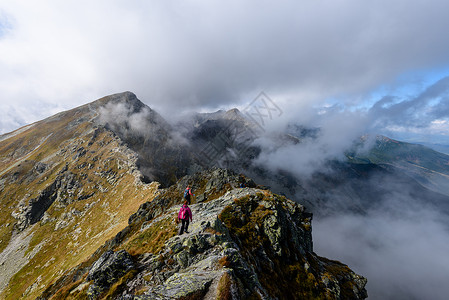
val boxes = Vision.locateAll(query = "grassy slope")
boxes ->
[0,108,159,300]
[349,136,449,175]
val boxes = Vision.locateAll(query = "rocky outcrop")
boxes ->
[41,169,367,299]
[11,170,85,231]
[86,250,136,299]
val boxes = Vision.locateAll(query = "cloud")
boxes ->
[0,101,64,134]
[251,126,449,299]
[309,168,449,300]
[97,102,154,137]
[255,74,449,170]
[251,103,370,177]
[240,108,449,299]
[0,106,25,135]
[369,76,449,132]
[2,0,449,136]
[314,202,449,300]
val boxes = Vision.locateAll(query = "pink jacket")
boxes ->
[178,205,192,221]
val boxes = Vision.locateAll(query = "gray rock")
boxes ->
[86,250,135,296]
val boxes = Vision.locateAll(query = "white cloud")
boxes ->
[314,205,449,300]
[429,120,449,136]
[1,0,449,136]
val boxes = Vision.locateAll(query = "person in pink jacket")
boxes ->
[178,200,193,234]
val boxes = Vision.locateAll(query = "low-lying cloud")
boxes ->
[250,72,449,179]
[252,106,369,177]
[245,110,449,299]
[97,102,155,136]
[311,170,449,300]
[314,204,449,300]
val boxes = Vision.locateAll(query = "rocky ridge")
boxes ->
[40,168,367,299]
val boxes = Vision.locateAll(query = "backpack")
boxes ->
[179,206,188,220]
[183,188,189,198]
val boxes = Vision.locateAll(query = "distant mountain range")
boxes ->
[347,135,449,198]
[416,142,449,155]
[1,91,448,299]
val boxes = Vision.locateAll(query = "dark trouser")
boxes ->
[179,219,190,234]
[184,195,191,205]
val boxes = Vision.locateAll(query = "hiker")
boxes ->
[183,185,194,205]
[178,200,192,234]
[239,174,246,188]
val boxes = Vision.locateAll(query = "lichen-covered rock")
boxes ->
[124,188,366,299]
[148,271,217,299]
[86,250,136,298]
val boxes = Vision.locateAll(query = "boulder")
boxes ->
[86,250,135,298]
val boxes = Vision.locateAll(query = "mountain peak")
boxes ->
[91,91,145,113]
[226,107,240,115]
[224,108,244,120]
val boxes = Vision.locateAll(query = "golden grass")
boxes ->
[0,122,160,300]
[120,217,177,256]
[216,272,233,300]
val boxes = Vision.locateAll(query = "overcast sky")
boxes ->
[1,0,449,144]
